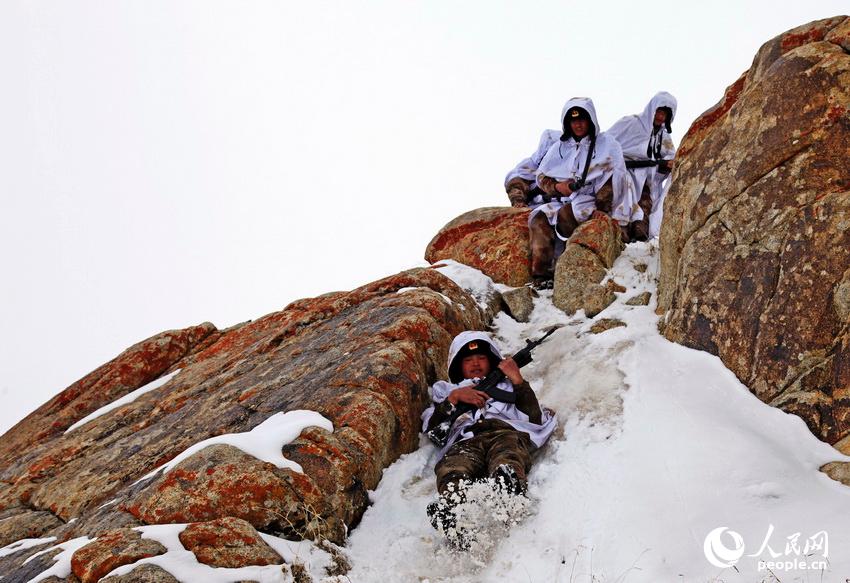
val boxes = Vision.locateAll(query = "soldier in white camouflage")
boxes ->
[422,331,556,537]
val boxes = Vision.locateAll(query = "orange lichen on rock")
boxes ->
[659,15,850,444]
[425,207,532,287]
[780,17,845,51]
[179,517,282,568]
[678,73,747,159]
[70,528,166,583]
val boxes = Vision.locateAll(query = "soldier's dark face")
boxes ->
[461,353,491,379]
[570,118,590,138]
[654,108,668,127]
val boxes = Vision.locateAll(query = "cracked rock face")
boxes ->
[658,16,850,443]
[178,516,283,568]
[553,213,625,316]
[100,564,180,583]
[501,286,537,323]
[0,267,483,578]
[71,528,167,583]
[0,508,63,547]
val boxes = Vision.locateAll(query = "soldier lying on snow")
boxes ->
[422,331,556,543]
[505,97,633,289]
[606,91,678,241]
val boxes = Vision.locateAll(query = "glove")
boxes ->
[555,179,582,196]
[537,175,558,196]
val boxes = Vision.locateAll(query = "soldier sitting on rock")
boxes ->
[529,97,633,288]
[422,331,556,545]
[607,91,678,241]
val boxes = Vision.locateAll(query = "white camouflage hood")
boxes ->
[446,330,502,383]
[607,91,678,161]
[639,91,677,133]
[559,97,601,141]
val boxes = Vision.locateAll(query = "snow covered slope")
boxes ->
[346,241,850,582]
[7,241,848,582]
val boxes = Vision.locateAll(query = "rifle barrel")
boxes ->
[625,160,660,169]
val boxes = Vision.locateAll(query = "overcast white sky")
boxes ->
[1,1,847,435]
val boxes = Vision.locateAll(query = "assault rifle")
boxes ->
[538,133,596,203]
[539,178,585,204]
[625,159,673,174]
[426,326,561,447]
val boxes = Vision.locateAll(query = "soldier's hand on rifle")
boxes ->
[498,357,524,385]
[448,386,490,409]
[555,181,573,196]
[537,175,558,196]
[658,159,675,174]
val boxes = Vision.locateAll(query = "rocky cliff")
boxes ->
[0,268,484,580]
[658,16,850,444]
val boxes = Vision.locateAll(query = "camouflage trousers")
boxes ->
[434,419,533,494]
[629,184,654,241]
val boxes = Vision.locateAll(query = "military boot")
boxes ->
[426,480,469,532]
[629,218,649,242]
[491,464,527,496]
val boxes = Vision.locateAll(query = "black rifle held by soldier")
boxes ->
[426,326,561,447]
[625,159,673,174]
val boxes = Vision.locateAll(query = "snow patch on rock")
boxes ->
[137,410,333,483]
[65,369,182,433]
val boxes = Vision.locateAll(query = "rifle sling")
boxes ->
[579,133,596,187]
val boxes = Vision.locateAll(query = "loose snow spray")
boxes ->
[432,479,532,562]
